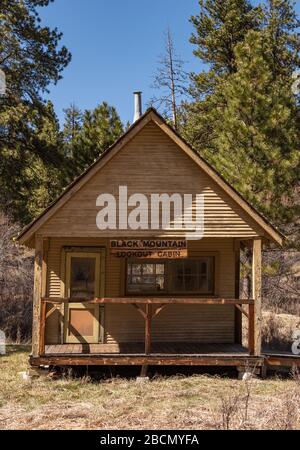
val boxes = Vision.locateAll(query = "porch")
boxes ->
[31,341,264,368]
[29,296,262,368]
[44,342,247,355]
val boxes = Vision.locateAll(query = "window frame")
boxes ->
[125,256,215,296]
[126,260,168,295]
[167,257,215,295]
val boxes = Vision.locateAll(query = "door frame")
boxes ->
[61,247,105,344]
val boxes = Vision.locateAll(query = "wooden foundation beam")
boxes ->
[30,354,264,367]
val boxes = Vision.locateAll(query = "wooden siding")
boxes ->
[45,237,236,345]
[39,122,261,238]
[105,305,234,344]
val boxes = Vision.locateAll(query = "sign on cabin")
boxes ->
[110,239,188,258]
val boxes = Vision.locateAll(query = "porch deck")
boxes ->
[44,342,247,356]
[29,342,265,368]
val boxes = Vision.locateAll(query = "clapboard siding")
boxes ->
[45,237,236,345]
[105,305,234,343]
[39,122,261,238]
[105,237,235,344]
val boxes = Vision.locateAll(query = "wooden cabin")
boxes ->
[17,107,283,372]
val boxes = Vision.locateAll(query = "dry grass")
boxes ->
[0,346,299,430]
[242,310,300,351]
[262,311,300,351]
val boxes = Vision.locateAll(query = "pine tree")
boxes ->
[183,0,260,149]
[211,30,300,224]
[182,0,300,235]
[0,0,71,223]
[190,0,259,74]
[0,101,65,223]
[69,102,124,177]
[262,0,300,79]
[62,103,83,158]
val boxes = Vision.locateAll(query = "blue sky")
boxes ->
[39,0,300,126]
[39,0,200,126]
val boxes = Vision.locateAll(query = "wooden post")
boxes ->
[145,304,152,354]
[248,303,255,355]
[234,239,242,344]
[39,300,47,356]
[32,236,49,357]
[32,235,43,357]
[252,238,262,356]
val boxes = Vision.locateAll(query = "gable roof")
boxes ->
[16,108,284,246]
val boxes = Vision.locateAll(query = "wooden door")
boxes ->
[64,252,101,343]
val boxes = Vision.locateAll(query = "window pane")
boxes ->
[143,275,155,285]
[169,258,214,294]
[131,275,142,284]
[200,262,207,274]
[132,264,142,275]
[143,264,154,275]
[184,260,197,277]
[156,264,165,274]
[173,262,185,291]
[199,277,208,291]
[155,275,165,291]
[70,257,96,299]
[185,275,198,291]
[127,262,166,293]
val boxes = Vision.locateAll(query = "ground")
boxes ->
[0,346,299,430]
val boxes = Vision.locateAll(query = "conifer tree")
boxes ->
[69,102,124,177]
[211,30,300,224]
[62,103,83,158]
[0,0,71,223]
[182,0,300,235]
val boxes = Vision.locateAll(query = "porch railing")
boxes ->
[40,297,255,356]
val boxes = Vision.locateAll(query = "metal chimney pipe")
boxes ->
[133,91,142,122]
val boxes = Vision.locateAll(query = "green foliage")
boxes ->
[182,0,300,236]
[190,0,260,74]
[0,0,71,224]
[0,100,65,223]
[62,103,83,158]
[64,102,124,180]
[212,31,299,222]
[0,0,71,102]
